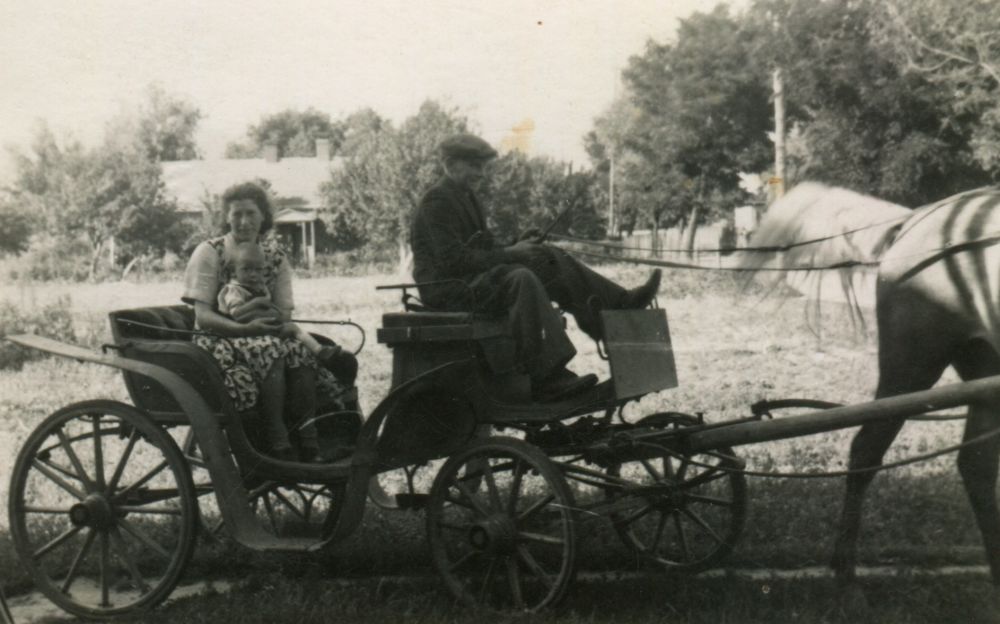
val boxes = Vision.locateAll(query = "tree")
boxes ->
[588,6,771,249]
[875,0,1000,176]
[320,101,468,268]
[749,0,994,204]
[0,194,35,256]
[9,123,188,280]
[104,84,202,162]
[226,108,343,158]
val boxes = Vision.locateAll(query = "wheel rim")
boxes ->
[9,401,198,618]
[606,414,747,572]
[426,438,576,612]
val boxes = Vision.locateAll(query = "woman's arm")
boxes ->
[230,296,283,323]
[193,301,281,337]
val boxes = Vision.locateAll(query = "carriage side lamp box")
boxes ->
[600,309,678,400]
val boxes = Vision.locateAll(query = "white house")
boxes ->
[162,139,341,268]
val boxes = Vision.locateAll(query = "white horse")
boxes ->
[745,182,1000,593]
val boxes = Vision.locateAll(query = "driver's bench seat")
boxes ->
[377,308,530,402]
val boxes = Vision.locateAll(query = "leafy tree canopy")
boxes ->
[226,108,343,159]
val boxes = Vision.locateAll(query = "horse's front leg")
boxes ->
[830,417,905,584]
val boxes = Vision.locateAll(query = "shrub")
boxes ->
[0,296,76,370]
[6,236,94,282]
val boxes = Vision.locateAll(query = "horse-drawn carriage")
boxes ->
[8,231,1000,618]
[7,284,748,618]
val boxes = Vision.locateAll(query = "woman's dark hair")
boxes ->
[221,182,274,234]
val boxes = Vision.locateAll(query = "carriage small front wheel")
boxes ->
[8,400,198,618]
[426,437,577,612]
[605,412,747,573]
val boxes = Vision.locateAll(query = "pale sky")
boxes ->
[0,0,743,179]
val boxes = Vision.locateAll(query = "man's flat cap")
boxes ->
[439,134,498,162]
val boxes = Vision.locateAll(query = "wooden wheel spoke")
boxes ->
[32,459,86,501]
[22,506,72,515]
[517,494,555,523]
[270,489,308,520]
[453,479,490,517]
[118,518,171,561]
[686,493,733,507]
[673,512,690,561]
[448,549,480,573]
[91,417,106,489]
[99,530,110,607]
[35,457,85,485]
[681,466,727,490]
[478,556,500,603]
[677,457,690,481]
[61,528,96,594]
[516,544,554,589]
[33,525,82,559]
[442,493,478,512]
[650,512,669,552]
[119,487,184,507]
[507,459,525,514]
[639,458,663,481]
[113,460,169,503]
[517,531,564,547]
[481,460,502,511]
[111,528,151,594]
[107,430,139,494]
[117,506,182,516]
[261,495,279,533]
[56,430,93,491]
[681,508,724,545]
[506,556,525,609]
[617,503,654,526]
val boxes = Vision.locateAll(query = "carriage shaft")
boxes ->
[683,374,1000,452]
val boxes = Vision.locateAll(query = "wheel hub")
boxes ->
[468,515,516,553]
[69,494,116,530]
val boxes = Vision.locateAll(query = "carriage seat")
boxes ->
[110,305,196,341]
[378,311,510,343]
[108,305,228,420]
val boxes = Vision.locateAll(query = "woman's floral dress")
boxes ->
[182,234,349,412]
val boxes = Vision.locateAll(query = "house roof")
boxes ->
[161,157,342,223]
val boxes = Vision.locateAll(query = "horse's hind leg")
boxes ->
[831,334,950,585]
[952,342,1000,586]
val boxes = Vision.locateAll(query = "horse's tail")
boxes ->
[739,182,911,274]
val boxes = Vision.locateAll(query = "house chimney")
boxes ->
[263,141,280,163]
[315,137,331,161]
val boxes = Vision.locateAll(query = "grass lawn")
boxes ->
[0,264,996,622]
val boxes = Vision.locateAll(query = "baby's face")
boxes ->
[234,255,266,289]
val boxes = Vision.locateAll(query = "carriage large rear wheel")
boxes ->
[605,412,747,573]
[8,400,198,618]
[426,437,577,612]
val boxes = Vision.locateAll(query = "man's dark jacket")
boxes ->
[410,176,511,310]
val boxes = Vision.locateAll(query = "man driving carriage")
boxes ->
[410,133,662,401]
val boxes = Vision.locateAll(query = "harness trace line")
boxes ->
[558,228,1000,274]
[550,210,911,255]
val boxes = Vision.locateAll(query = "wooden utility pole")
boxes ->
[771,67,786,201]
[607,150,616,237]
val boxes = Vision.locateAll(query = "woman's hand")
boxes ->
[244,317,284,336]
[231,296,282,323]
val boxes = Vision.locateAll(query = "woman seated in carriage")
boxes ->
[181,181,357,463]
